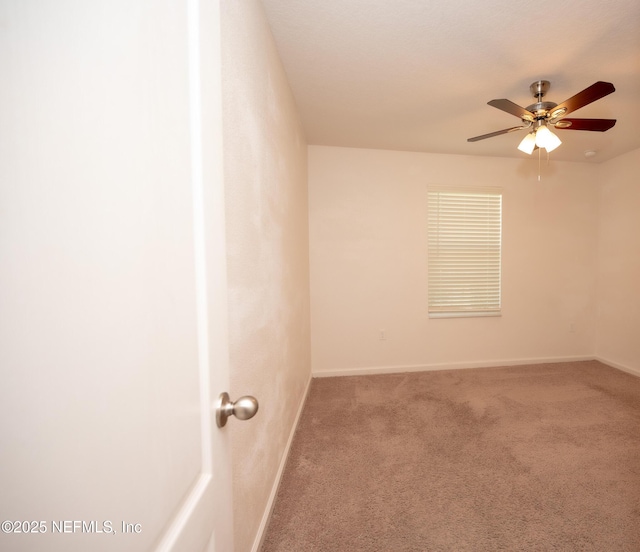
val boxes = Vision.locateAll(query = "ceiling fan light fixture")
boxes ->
[467,80,616,158]
[535,125,562,152]
[517,132,537,154]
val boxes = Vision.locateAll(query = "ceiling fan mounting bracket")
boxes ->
[530,80,550,100]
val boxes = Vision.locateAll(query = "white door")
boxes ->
[0,1,234,551]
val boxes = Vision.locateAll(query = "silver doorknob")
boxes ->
[215,392,259,428]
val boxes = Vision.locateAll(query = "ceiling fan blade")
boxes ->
[553,82,615,116]
[487,99,535,121]
[467,126,528,142]
[553,118,617,132]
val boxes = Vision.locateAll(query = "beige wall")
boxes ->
[596,148,640,372]
[309,146,600,375]
[221,2,311,551]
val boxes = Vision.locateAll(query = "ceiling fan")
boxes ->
[467,80,616,154]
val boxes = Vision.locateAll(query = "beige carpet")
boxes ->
[260,361,640,551]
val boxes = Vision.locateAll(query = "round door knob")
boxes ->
[216,392,259,428]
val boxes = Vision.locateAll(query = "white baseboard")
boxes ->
[250,373,313,552]
[312,355,596,378]
[594,356,640,378]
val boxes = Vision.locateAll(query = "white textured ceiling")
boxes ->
[260,0,640,163]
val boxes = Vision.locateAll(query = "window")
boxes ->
[427,188,502,318]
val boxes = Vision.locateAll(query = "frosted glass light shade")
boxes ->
[535,125,562,152]
[517,132,536,154]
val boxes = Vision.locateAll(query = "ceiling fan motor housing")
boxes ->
[525,101,560,121]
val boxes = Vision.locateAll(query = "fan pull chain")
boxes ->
[538,146,541,182]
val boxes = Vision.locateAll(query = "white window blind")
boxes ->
[427,188,502,318]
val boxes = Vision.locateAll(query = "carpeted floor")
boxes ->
[260,361,640,551]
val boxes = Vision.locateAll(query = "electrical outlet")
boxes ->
[569,322,576,333]
[379,329,386,341]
